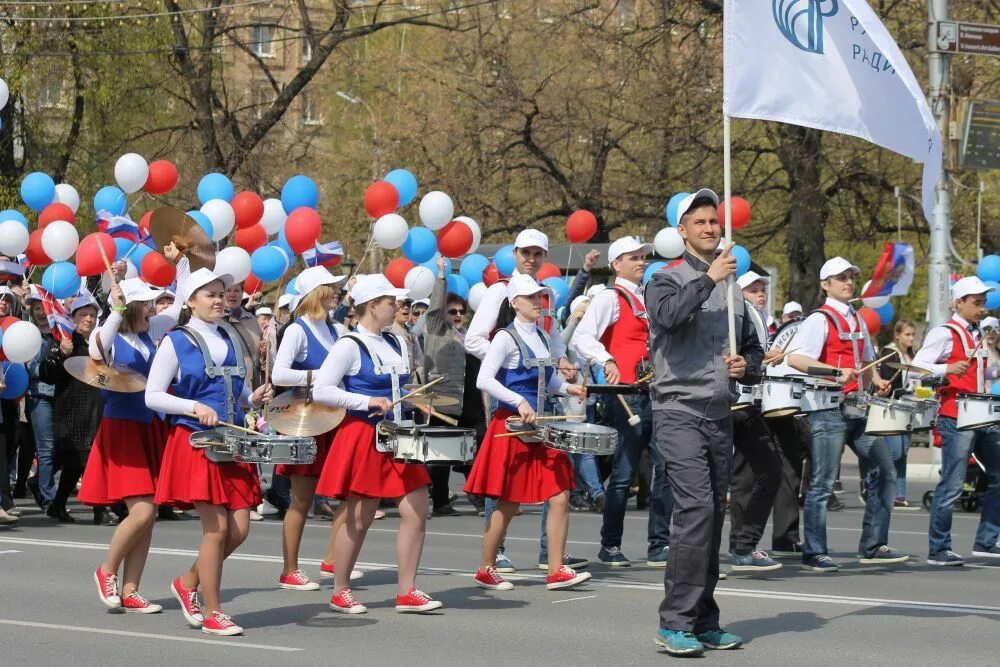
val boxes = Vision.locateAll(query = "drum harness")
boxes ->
[814,308,870,413]
[499,325,553,419]
[343,331,417,451]
[941,322,987,393]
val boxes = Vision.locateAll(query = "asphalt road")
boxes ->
[0,471,996,666]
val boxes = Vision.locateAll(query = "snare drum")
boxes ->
[899,395,938,432]
[376,421,476,463]
[841,392,870,420]
[956,393,1000,431]
[865,397,916,435]
[800,377,841,413]
[761,377,805,417]
[190,429,317,465]
[732,383,760,411]
[542,422,618,456]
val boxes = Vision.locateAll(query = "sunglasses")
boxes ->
[448,308,466,315]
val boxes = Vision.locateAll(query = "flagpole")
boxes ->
[723,114,737,357]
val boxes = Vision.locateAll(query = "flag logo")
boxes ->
[773,0,839,55]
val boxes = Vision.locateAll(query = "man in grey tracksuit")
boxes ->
[645,189,764,656]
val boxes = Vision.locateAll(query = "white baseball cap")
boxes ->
[294,266,346,302]
[277,293,295,310]
[350,274,409,306]
[782,301,804,316]
[256,307,274,317]
[676,188,720,223]
[156,290,176,302]
[120,278,164,305]
[181,268,233,304]
[608,236,652,265]
[737,271,769,290]
[819,257,861,280]
[506,274,547,303]
[412,298,430,308]
[982,316,999,330]
[514,229,549,252]
[0,286,16,302]
[952,275,995,301]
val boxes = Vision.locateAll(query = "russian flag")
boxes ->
[96,212,141,243]
[862,242,915,299]
[35,285,75,342]
[0,259,26,282]
[303,241,344,268]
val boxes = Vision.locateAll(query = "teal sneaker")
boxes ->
[654,629,704,656]
[696,628,743,650]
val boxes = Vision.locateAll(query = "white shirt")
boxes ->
[145,316,252,417]
[464,268,567,361]
[271,317,337,387]
[477,319,567,408]
[912,314,994,379]
[791,297,874,362]
[313,324,409,412]
[572,277,643,366]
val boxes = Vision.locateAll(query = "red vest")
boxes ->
[816,304,862,394]
[937,320,980,419]
[599,287,649,384]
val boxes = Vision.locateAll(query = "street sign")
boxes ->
[960,100,1000,171]
[936,21,1000,57]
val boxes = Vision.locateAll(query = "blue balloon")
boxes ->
[113,238,134,262]
[644,261,668,284]
[127,242,153,268]
[873,301,895,323]
[42,261,79,299]
[0,363,28,400]
[986,281,1000,310]
[978,255,1000,283]
[94,186,127,217]
[285,277,299,295]
[281,175,319,214]
[251,246,288,282]
[460,253,490,286]
[20,172,56,212]
[494,244,516,277]
[732,244,751,277]
[446,273,470,300]
[402,227,438,264]
[186,210,214,240]
[992,382,1000,397]
[542,277,570,309]
[665,192,691,228]
[197,173,234,205]
[269,236,294,261]
[0,210,29,229]
[384,169,418,207]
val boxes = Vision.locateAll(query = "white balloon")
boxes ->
[468,282,488,311]
[3,321,42,364]
[654,227,685,259]
[54,183,80,213]
[215,246,252,283]
[0,78,8,111]
[861,280,889,309]
[41,220,80,261]
[114,153,149,194]
[403,266,435,300]
[260,198,287,235]
[0,220,29,256]
[454,215,481,253]
[373,213,409,250]
[418,191,454,231]
[124,260,138,279]
[201,199,236,241]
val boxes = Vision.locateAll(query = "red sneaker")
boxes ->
[201,611,243,636]
[320,562,364,581]
[121,592,163,614]
[474,566,514,591]
[546,566,592,590]
[278,570,320,591]
[94,566,121,608]
[395,588,443,613]
[329,589,368,614]
[170,577,205,627]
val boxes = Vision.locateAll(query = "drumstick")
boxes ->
[494,431,540,440]
[185,413,259,436]
[367,376,446,418]
[415,403,459,427]
[858,353,895,375]
[616,394,641,426]
[968,333,987,360]
[764,348,799,367]
[519,414,585,422]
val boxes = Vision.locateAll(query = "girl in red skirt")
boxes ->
[80,274,183,614]
[313,274,441,615]
[270,266,348,591]
[147,268,272,636]
[466,274,591,591]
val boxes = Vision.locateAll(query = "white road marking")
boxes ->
[551,595,597,604]
[0,550,21,555]
[0,619,302,652]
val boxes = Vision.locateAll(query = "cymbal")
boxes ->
[63,357,147,393]
[149,206,216,272]
[402,392,460,408]
[885,362,931,376]
[266,388,346,437]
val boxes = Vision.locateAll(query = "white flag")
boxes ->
[723,0,941,223]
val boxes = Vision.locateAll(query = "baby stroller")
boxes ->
[922,453,988,512]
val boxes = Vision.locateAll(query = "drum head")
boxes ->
[547,422,617,436]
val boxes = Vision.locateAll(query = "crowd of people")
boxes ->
[0,188,998,656]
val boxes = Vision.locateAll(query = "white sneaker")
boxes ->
[260,499,280,516]
[249,509,264,522]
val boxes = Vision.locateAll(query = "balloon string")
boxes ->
[126,191,149,217]
[350,223,377,281]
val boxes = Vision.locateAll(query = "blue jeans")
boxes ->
[883,433,910,500]
[803,409,895,558]
[929,417,1000,554]
[572,453,604,500]
[26,397,55,507]
[600,394,672,556]
[484,497,549,557]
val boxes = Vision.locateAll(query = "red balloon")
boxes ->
[718,197,752,230]
[536,262,562,282]
[235,224,268,253]
[858,307,882,335]
[385,258,415,288]
[25,229,52,267]
[140,251,176,287]
[566,210,598,243]
[284,207,322,254]
[364,181,400,218]
[76,232,117,277]
[139,211,153,237]
[437,220,474,258]
[483,262,500,287]
[38,203,75,228]
[232,191,265,230]
[145,160,178,195]
[244,273,263,295]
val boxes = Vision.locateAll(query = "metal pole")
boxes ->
[977,180,985,261]
[895,186,902,243]
[723,115,737,356]
[927,0,952,327]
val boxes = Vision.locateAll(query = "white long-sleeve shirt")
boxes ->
[476,319,567,408]
[464,268,566,361]
[572,277,643,365]
[912,315,995,379]
[271,317,337,387]
[313,324,408,412]
[790,297,874,363]
[145,316,252,417]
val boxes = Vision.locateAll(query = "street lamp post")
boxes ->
[336,90,383,272]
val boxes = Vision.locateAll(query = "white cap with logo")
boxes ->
[350,274,409,306]
[736,271,769,290]
[819,257,861,280]
[295,266,346,302]
[277,294,295,310]
[608,236,652,265]
[982,316,1000,330]
[676,188,720,223]
[256,307,274,317]
[506,274,547,303]
[952,276,995,301]
[782,301,804,316]
[514,229,549,252]
[180,268,233,304]
[121,278,164,305]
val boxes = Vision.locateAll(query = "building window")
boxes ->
[39,80,63,108]
[301,92,321,126]
[251,24,275,58]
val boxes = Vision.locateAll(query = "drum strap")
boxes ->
[745,300,768,350]
[343,332,409,423]
[943,322,986,392]
[611,286,648,323]
[499,326,552,417]
[178,323,247,425]
[813,308,865,372]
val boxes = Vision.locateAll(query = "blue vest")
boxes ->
[290,317,338,371]
[496,325,553,413]
[165,326,246,432]
[103,332,157,423]
[342,332,410,425]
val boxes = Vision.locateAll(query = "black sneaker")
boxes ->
[827,496,846,512]
[597,546,631,567]
[592,495,605,513]
[858,546,909,565]
[833,480,844,494]
[802,555,839,573]
[432,504,460,517]
[926,550,965,566]
[569,495,590,512]
[537,553,591,570]
[971,543,1000,559]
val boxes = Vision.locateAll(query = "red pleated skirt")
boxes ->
[78,417,169,505]
[275,429,335,478]
[153,426,261,511]
[315,416,431,500]
[464,408,574,504]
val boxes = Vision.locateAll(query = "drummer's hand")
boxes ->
[836,368,860,385]
[763,349,784,365]
[517,400,537,425]
[724,355,747,379]
[874,379,891,396]
[558,357,576,381]
[193,403,219,427]
[109,282,125,309]
[603,360,621,385]
[946,360,970,376]
[567,384,587,399]
[250,383,273,407]
[59,337,74,356]
[368,396,393,416]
